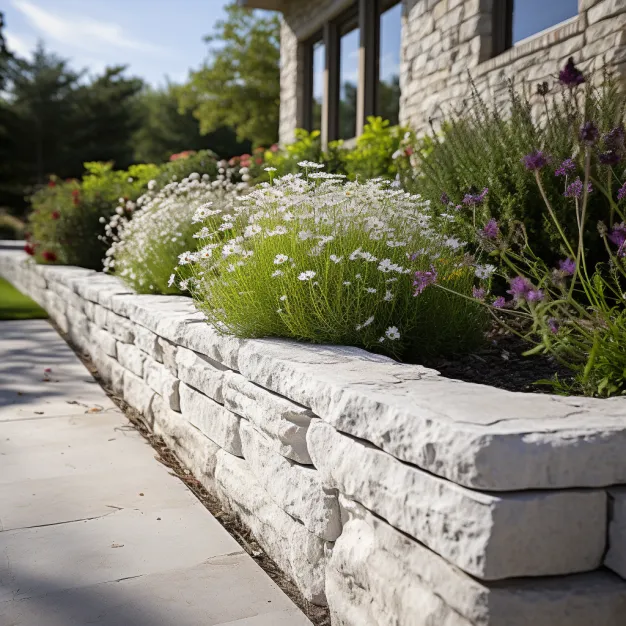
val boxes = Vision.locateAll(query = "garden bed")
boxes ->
[2,247,626,626]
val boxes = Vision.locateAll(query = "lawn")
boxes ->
[0,278,48,320]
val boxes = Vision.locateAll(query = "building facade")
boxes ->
[241,0,626,146]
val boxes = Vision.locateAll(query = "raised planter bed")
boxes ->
[2,247,626,625]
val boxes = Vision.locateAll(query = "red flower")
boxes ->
[256,157,263,165]
[42,250,57,262]
[405,146,414,156]
[169,150,197,161]
[240,159,251,168]
[24,243,35,256]
[48,181,56,188]
[51,211,61,220]
[71,189,80,206]
[240,153,251,160]
[228,157,239,166]
[270,144,279,152]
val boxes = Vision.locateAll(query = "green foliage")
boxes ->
[0,278,47,320]
[154,150,218,188]
[176,3,280,146]
[181,171,486,360]
[0,211,25,239]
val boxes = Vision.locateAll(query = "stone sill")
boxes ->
[474,14,586,78]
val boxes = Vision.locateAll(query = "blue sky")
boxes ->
[3,0,231,86]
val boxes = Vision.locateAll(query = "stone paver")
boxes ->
[0,319,311,625]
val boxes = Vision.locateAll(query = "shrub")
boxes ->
[105,169,247,294]
[178,166,487,360]
[154,149,218,187]
[414,65,626,266]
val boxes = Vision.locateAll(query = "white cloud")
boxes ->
[10,0,167,55]
[5,31,35,58]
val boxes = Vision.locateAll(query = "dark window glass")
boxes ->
[378,2,401,125]
[512,0,578,43]
[311,40,325,131]
[339,24,359,139]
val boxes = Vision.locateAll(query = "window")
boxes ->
[311,39,325,131]
[378,2,401,126]
[494,0,579,55]
[339,14,360,140]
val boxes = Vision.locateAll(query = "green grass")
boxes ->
[0,278,48,320]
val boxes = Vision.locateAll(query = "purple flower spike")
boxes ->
[559,57,585,87]
[548,318,559,334]
[492,296,507,309]
[522,150,549,171]
[580,121,599,145]
[558,258,576,276]
[604,126,625,151]
[507,276,534,301]
[413,265,438,296]
[472,286,486,300]
[481,218,499,239]
[617,183,626,202]
[599,151,621,166]
[527,289,545,303]
[564,177,592,199]
[555,158,575,177]
[463,187,489,207]
[440,192,451,205]
[609,223,626,249]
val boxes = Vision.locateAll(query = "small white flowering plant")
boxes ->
[104,168,247,294]
[177,164,486,359]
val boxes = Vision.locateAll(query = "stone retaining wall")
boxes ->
[3,248,626,625]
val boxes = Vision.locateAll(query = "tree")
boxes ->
[176,3,280,147]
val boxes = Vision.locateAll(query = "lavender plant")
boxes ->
[175,165,487,360]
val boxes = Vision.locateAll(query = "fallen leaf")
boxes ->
[111,543,124,549]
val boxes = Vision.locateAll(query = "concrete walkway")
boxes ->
[0,320,312,626]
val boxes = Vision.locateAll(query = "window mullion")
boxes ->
[322,21,340,148]
[357,0,378,136]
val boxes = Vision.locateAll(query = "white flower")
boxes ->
[178,251,195,265]
[444,237,463,250]
[384,290,393,301]
[244,224,262,238]
[365,287,377,294]
[298,270,316,281]
[167,274,175,287]
[298,230,313,240]
[264,167,277,172]
[279,295,287,301]
[179,279,190,291]
[267,225,288,236]
[475,264,496,279]
[329,254,343,263]
[385,326,400,340]
[355,316,375,331]
[298,161,324,169]
[343,281,352,286]
[276,308,283,313]
[274,254,288,264]
[272,270,283,278]
[147,180,157,191]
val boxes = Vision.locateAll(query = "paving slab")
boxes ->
[0,319,311,624]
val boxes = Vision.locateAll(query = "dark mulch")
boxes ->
[424,331,575,394]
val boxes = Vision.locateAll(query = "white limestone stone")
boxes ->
[327,497,626,626]
[308,420,606,580]
[240,421,341,541]
[157,337,178,376]
[93,304,109,329]
[116,343,147,378]
[176,346,228,403]
[122,371,155,416]
[133,324,162,361]
[83,300,96,321]
[179,383,242,456]
[239,339,626,491]
[215,449,328,605]
[605,487,626,579]
[222,371,313,464]
[144,358,180,412]
[90,347,125,396]
[90,324,117,358]
[106,309,135,343]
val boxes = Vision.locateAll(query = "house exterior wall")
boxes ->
[278,0,626,143]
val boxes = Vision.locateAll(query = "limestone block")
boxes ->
[123,370,154,416]
[144,358,180,412]
[107,309,135,343]
[116,342,147,378]
[133,324,162,361]
[90,347,124,395]
[91,324,117,358]
[94,304,109,329]
[586,11,626,40]
[179,383,242,456]
[327,497,626,626]
[605,487,626,579]
[222,371,312,464]
[308,421,606,580]
[83,300,96,321]
[238,339,626,491]
[588,0,626,24]
[176,346,228,403]
[150,395,221,492]
[215,450,328,605]
[240,421,341,541]
[157,337,178,376]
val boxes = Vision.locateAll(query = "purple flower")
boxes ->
[559,57,585,87]
[580,121,599,145]
[492,296,507,308]
[440,192,450,205]
[522,150,549,171]
[599,150,621,166]
[463,187,489,207]
[555,158,575,177]
[548,318,559,334]
[527,289,545,303]
[617,182,626,202]
[481,218,499,239]
[604,126,625,151]
[564,177,592,198]
[507,276,534,301]
[609,223,626,248]
[472,286,486,300]
[558,258,576,276]
[413,265,438,296]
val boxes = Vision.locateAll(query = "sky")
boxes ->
[3,0,231,86]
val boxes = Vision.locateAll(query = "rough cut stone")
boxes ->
[90,347,125,396]
[223,371,313,464]
[179,383,242,456]
[240,421,341,541]
[106,309,135,343]
[215,449,328,605]
[144,358,180,412]
[133,324,162,361]
[93,304,109,329]
[239,339,626,491]
[90,324,117,358]
[308,420,606,580]
[116,342,147,378]
[157,337,179,376]
[122,370,155,416]
[327,497,626,626]
[176,346,228,403]
[606,487,626,579]
[149,395,221,492]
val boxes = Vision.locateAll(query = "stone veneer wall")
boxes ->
[3,248,626,625]
[278,0,626,142]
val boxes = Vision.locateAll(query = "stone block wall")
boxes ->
[3,248,626,625]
